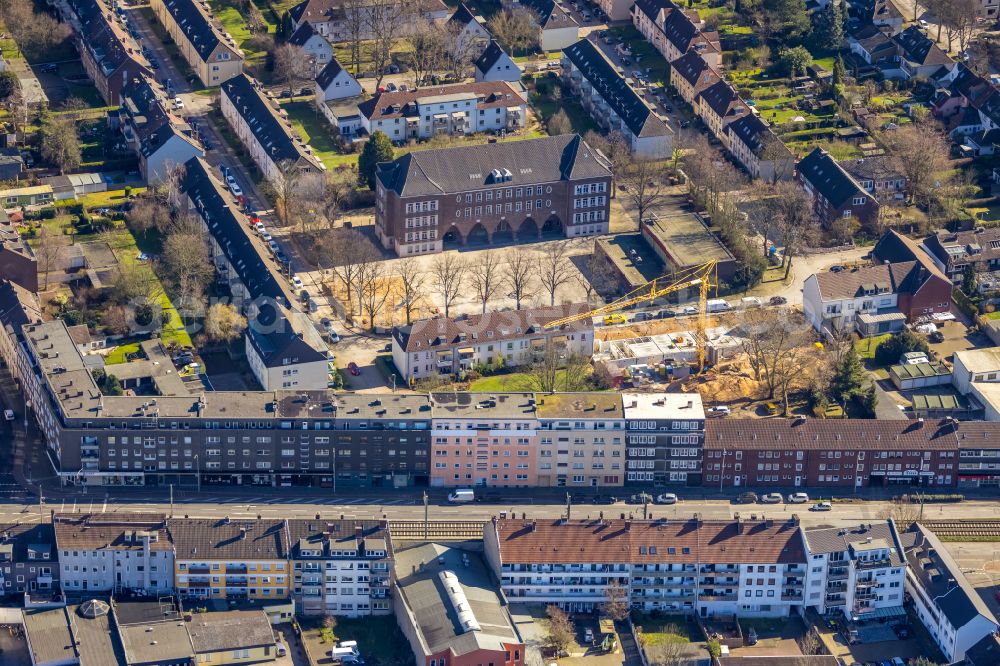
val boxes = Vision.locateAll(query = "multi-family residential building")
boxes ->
[535,392,625,488]
[562,39,672,158]
[288,0,448,40]
[505,0,579,51]
[624,392,705,486]
[62,0,152,105]
[314,56,363,102]
[903,523,1000,662]
[395,542,526,666]
[392,304,594,382]
[0,208,38,292]
[484,516,807,617]
[668,50,720,107]
[53,513,174,595]
[859,0,904,34]
[448,3,491,47]
[888,26,955,80]
[429,393,540,488]
[703,419,961,489]
[802,261,952,336]
[115,75,204,184]
[659,4,720,68]
[797,147,881,230]
[150,0,244,86]
[288,519,393,617]
[0,523,58,597]
[170,517,290,601]
[839,156,907,203]
[374,134,612,256]
[801,522,907,622]
[220,74,325,183]
[695,80,750,145]
[288,21,333,72]
[923,227,1000,284]
[356,82,528,142]
[475,40,522,82]
[725,113,793,183]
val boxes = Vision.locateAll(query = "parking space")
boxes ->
[730,617,808,658]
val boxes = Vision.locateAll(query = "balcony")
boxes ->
[699,593,737,602]
[781,591,803,601]
[828,567,849,580]
[188,565,211,574]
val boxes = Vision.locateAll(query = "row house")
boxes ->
[448,3,491,48]
[669,49,720,107]
[695,80,750,147]
[288,0,448,41]
[631,0,720,70]
[797,147,881,230]
[115,75,204,185]
[624,393,705,486]
[0,209,38,293]
[802,522,907,622]
[288,519,393,617]
[392,304,593,382]
[702,418,962,489]
[903,523,999,663]
[150,0,244,87]
[484,516,807,617]
[170,518,290,602]
[534,392,625,488]
[561,39,673,158]
[0,523,58,598]
[374,134,612,256]
[221,74,325,184]
[725,113,794,183]
[356,81,528,143]
[64,0,152,106]
[54,513,174,595]
[429,393,541,488]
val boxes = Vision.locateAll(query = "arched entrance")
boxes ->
[465,223,489,247]
[442,225,462,249]
[541,215,563,238]
[517,217,540,240]
[493,220,514,245]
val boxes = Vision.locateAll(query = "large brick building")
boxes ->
[374,134,612,256]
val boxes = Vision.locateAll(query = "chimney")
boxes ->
[735,513,743,534]
[917,417,925,428]
[694,513,702,527]
[355,525,363,540]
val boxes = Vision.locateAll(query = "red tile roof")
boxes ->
[492,518,804,565]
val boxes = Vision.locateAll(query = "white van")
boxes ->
[338,641,360,655]
[706,299,732,313]
[448,489,475,503]
[329,647,364,664]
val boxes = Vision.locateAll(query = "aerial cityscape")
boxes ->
[2,0,1000,663]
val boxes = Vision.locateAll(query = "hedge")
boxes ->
[898,493,964,503]
[953,287,979,319]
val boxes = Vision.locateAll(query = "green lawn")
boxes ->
[855,333,892,361]
[634,615,700,647]
[470,369,607,392]
[105,342,142,365]
[984,311,1000,320]
[280,101,357,169]
[316,617,411,666]
[80,188,145,211]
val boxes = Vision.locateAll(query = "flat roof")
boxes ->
[430,392,537,420]
[535,392,623,418]
[955,348,1000,374]
[910,391,973,411]
[642,213,734,269]
[622,392,704,420]
[118,617,192,663]
[890,362,950,379]
[597,233,664,289]
[23,607,77,665]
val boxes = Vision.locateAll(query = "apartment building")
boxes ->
[448,3,491,47]
[375,134,612,256]
[221,74,325,183]
[288,519,393,617]
[802,522,907,622]
[64,0,152,105]
[171,518,290,601]
[669,50,720,107]
[116,75,204,184]
[288,0,448,41]
[904,523,999,662]
[484,516,807,617]
[695,80,750,146]
[923,227,1000,283]
[356,81,528,142]
[624,392,705,486]
[839,156,907,203]
[53,513,174,594]
[725,113,793,183]
[507,0,579,51]
[246,312,330,391]
[429,393,540,488]
[475,40,522,83]
[562,39,672,158]
[703,419,961,489]
[535,392,625,488]
[0,208,38,293]
[392,304,593,382]
[0,524,58,597]
[288,21,333,72]
[660,5,720,68]
[797,147,881,230]
[150,0,244,87]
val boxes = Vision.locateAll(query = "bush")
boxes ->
[900,493,964,503]
[874,329,930,366]
[707,640,721,659]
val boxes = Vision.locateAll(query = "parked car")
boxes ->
[226,175,243,197]
[633,311,652,322]
[929,330,945,343]
[829,264,845,273]
[736,492,758,504]
[811,501,833,511]
[3,409,14,422]
[769,295,787,305]
[626,493,653,504]
[655,493,678,505]
[746,628,758,646]
[680,305,698,315]
[348,362,361,376]
[656,309,676,319]
[584,628,594,644]
[760,492,783,504]
[706,405,730,417]
[787,492,810,504]
[173,97,184,110]
[603,313,626,325]
[291,275,303,289]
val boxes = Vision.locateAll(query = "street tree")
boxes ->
[504,247,535,309]
[203,302,248,343]
[395,258,426,325]
[366,0,408,89]
[444,20,482,81]
[577,243,614,304]
[537,242,573,306]
[487,7,540,54]
[344,0,367,74]
[618,157,665,223]
[770,179,819,280]
[356,258,391,331]
[468,250,504,314]
[407,19,447,87]
[431,253,467,318]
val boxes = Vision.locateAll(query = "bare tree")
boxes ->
[602,580,631,621]
[407,19,447,87]
[577,243,614,304]
[344,0,367,74]
[646,639,688,666]
[203,303,248,342]
[884,118,951,212]
[127,195,172,236]
[272,43,313,97]
[537,242,573,306]
[35,229,63,291]
[160,229,213,314]
[39,114,80,174]
[737,307,813,412]
[395,257,426,325]
[760,133,795,184]
[505,248,535,309]
[543,605,574,656]
[468,250,503,313]
[357,259,391,331]
[366,0,408,89]
[797,628,822,656]
[487,7,540,54]
[321,169,353,228]
[547,110,572,136]
[321,228,378,316]
[431,253,467,318]
[770,180,819,280]
[0,0,72,61]
[444,21,482,81]
[618,157,665,223]
[265,161,324,232]
[937,0,978,53]
[877,498,920,529]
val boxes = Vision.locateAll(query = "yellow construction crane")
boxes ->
[543,260,718,372]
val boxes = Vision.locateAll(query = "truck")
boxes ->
[447,489,475,503]
[706,299,732,313]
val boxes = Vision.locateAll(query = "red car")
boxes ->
[348,362,360,376]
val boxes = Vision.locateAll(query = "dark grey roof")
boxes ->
[160,0,227,60]
[839,155,904,183]
[904,523,998,630]
[726,113,786,159]
[893,26,952,67]
[517,0,575,28]
[181,157,287,303]
[563,40,667,138]
[966,633,1000,666]
[187,611,275,654]
[448,3,477,27]
[376,134,611,197]
[661,7,699,53]
[168,518,290,560]
[316,56,353,91]
[475,39,509,74]
[633,0,675,22]
[670,50,714,88]
[221,74,322,170]
[288,20,319,46]
[697,80,746,121]
[287,519,392,557]
[803,521,904,566]
[798,147,866,208]
[247,319,328,368]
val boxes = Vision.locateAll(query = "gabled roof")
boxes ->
[704,418,974,451]
[633,0,675,22]
[161,0,240,61]
[376,134,611,197]
[863,0,902,23]
[811,261,932,300]
[797,147,868,208]
[246,313,328,368]
[803,522,905,566]
[475,39,511,74]
[221,74,323,171]
[670,50,717,90]
[517,0,577,28]
[924,227,1000,267]
[872,230,948,281]
[661,6,715,56]
[726,113,788,160]
[839,155,905,183]
[68,0,151,82]
[289,0,347,26]
[697,80,748,121]
[357,81,525,122]
[288,20,320,46]
[316,56,350,89]
[168,518,290,560]
[562,39,669,138]
[892,25,952,68]
[448,2,478,27]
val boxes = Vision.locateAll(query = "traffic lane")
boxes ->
[125,6,191,94]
